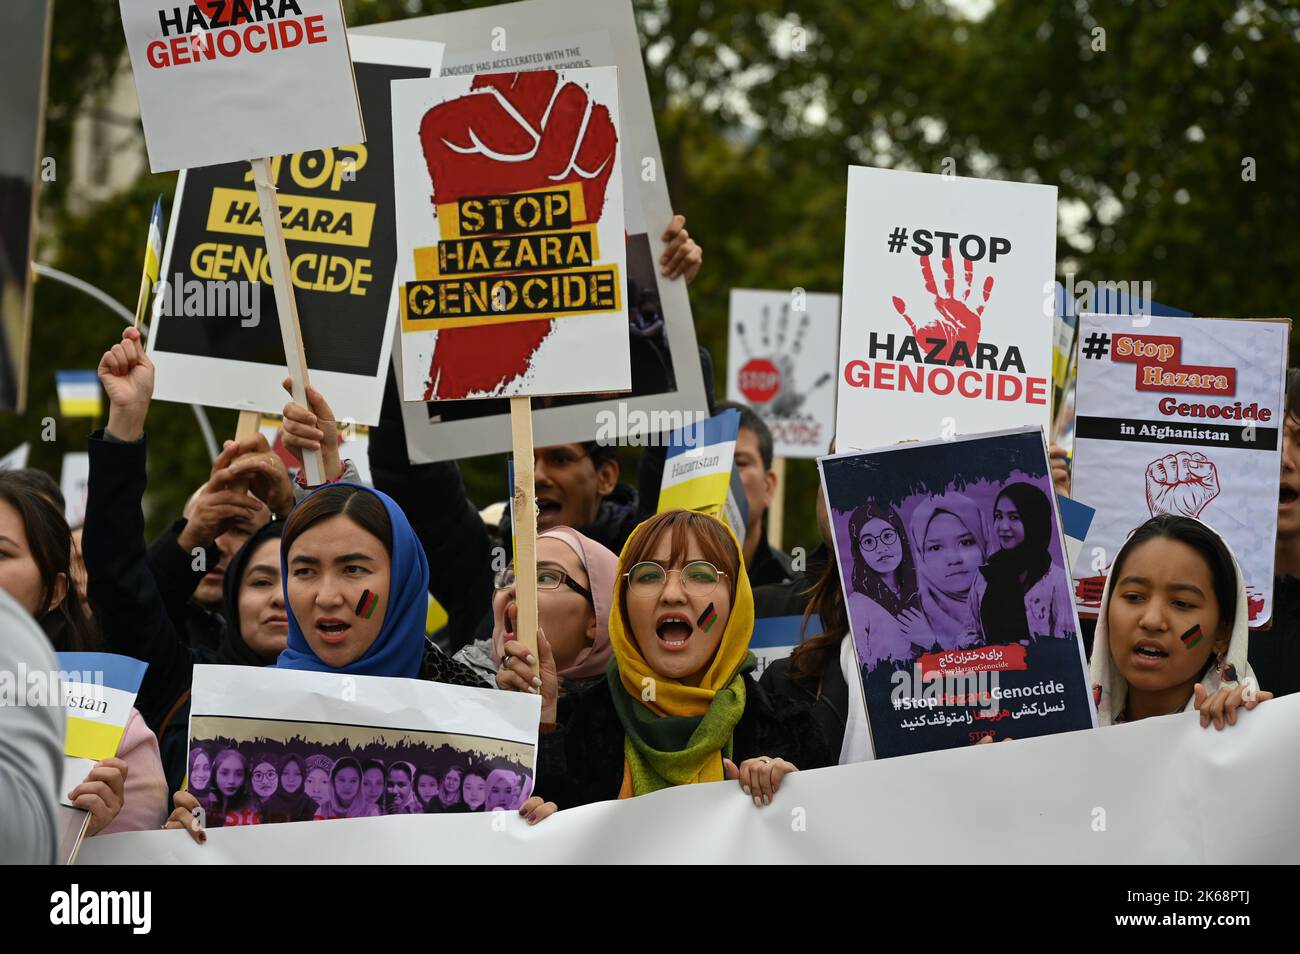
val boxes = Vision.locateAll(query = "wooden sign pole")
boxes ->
[510,395,539,664]
[249,157,325,486]
[235,410,260,443]
[768,456,786,551]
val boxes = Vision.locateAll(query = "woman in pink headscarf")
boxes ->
[492,527,617,695]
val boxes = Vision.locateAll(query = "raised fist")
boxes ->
[1145,452,1220,518]
[418,70,617,225]
[891,253,992,364]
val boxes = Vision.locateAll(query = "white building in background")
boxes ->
[67,53,147,214]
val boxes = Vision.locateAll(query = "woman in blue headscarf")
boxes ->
[163,484,486,840]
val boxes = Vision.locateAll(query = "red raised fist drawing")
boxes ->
[419,70,617,226]
[1145,452,1221,518]
[414,71,619,399]
[891,254,993,364]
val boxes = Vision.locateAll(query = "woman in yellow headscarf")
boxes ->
[500,510,833,823]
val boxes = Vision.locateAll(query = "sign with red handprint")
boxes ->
[725,288,840,458]
[835,166,1057,450]
[392,67,629,401]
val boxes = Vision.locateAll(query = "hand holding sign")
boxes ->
[891,253,993,363]
[1145,451,1221,518]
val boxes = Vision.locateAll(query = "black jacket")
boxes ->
[760,641,850,758]
[1249,575,1300,698]
[753,544,827,619]
[146,518,224,663]
[369,367,496,652]
[535,671,834,809]
[83,430,198,791]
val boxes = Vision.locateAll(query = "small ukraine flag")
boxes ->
[56,370,102,419]
[143,195,164,290]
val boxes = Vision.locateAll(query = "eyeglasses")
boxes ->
[859,528,898,552]
[624,561,726,597]
[252,770,278,783]
[495,565,593,602]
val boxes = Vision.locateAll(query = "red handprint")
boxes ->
[415,71,619,399]
[890,254,993,364]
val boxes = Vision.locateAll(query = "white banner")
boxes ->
[79,692,1300,864]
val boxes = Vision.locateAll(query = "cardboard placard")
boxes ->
[354,0,708,461]
[120,0,365,173]
[726,289,839,459]
[145,34,443,425]
[820,427,1094,759]
[1069,314,1289,623]
[836,167,1057,450]
[391,66,629,400]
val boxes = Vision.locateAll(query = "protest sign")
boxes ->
[820,427,1094,759]
[0,442,32,470]
[355,0,708,462]
[836,167,1057,450]
[1070,314,1289,622]
[55,653,148,816]
[750,613,824,678]
[257,412,372,485]
[60,452,90,528]
[0,0,52,413]
[80,693,1300,865]
[186,665,539,825]
[119,0,364,174]
[1057,493,1096,572]
[726,289,839,459]
[392,66,629,401]
[658,408,748,542]
[146,34,442,426]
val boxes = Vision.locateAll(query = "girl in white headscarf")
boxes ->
[1090,515,1272,728]
[902,493,988,652]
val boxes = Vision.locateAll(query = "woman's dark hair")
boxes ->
[1110,515,1238,630]
[282,485,392,560]
[330,756,363,785]
[846,500,919,617]
[787,549,850,691]
[0,471,99,651]
[387,761,413,782]
[1286,368,1300,423]
[362,758,385,777]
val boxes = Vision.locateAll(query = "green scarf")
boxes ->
[607,654,756,797]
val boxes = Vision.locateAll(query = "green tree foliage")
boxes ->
[5,0,1296,554]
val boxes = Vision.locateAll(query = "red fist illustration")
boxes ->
[891,254,993,364]
[415,71,619,399]
[1145,452,1221,518]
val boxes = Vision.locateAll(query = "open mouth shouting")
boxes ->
[1131,638,1170,668]
[655,611,695,651]
[315,616,352,646]
[536,496,563,527]
[1280,481,1298,510]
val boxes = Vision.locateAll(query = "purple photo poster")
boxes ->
[186,665,540,828]
[819,427,1096,759]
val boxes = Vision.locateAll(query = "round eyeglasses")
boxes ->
[859,528,898,552]
[624,560,726,597]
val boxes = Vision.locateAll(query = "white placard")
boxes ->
[726,289,839,458]
[1070,314,1289,623]
[120,0,365,172]
[837,166,1057,450]
[391,66,629,400]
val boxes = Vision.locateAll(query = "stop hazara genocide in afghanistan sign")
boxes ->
[120,0,365,173]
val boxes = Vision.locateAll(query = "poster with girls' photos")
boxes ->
[187,666,539,827]
[820,427,1096,759]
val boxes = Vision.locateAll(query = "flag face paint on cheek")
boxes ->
[698,603,718,633]
[1180,624,1203,649]
[355,590,380,620]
